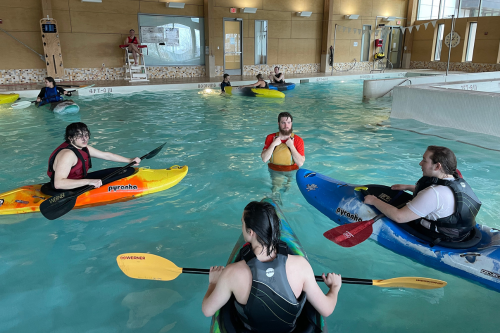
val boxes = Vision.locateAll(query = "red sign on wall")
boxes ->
[230,8,237,13]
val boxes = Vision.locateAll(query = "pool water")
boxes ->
[1,81,499,333]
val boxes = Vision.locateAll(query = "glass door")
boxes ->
[388,27,402,68]
[360,25,371,62]
[223,19,242,75]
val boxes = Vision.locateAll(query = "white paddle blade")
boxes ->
[11,101,32,109]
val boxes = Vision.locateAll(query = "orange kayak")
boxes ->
[0,165,188,215]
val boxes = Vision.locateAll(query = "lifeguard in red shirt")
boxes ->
[261,112,305,172]
[123,29,142,65]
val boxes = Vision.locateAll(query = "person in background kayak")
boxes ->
[269,66,285,84]
[43,122,141,193]
[36,77,70,106]
[220,73,231,94]
[202,201,342,331]
[262,112,305,201]
[239,74,269,89]
[364,145,481,243]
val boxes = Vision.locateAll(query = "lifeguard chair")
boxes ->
[119,44,149,82]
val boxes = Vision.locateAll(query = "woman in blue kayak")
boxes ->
[36,77,71,106]
[364,145,481,243]
[202,201,342,332]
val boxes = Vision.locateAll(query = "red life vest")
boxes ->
[47,142,92,180]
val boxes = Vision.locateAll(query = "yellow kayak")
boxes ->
[0,166,188,215]
[0,93,19,104]
[225,86,285,98]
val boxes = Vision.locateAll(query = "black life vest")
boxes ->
[412,176,481,239]
[234,241,307,333]
[256,80,269,89]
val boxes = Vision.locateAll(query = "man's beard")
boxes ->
[279,126,293,136]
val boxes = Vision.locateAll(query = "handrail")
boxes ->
[380,78,411,97]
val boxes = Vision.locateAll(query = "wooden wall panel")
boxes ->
[60,33,124,68]
[1,32,46,69]
[69,11,138,34]
[291,20,322,39]
[0,7,42,31]
[243,37,255,65]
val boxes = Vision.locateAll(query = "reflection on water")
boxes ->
[121,288,183,329]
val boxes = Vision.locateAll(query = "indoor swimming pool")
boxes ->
[0,80,499,333]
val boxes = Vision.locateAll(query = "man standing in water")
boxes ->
[261,112,305,201]
[43,122,141,194]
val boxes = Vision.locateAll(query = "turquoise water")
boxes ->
[1,81,500,332]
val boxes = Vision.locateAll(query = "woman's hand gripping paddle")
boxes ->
[10,84,96,109]
[39,143,166,220]
[323,186,402,247]
[116,253,447,290]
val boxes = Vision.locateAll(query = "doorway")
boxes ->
[223,18,242,75]
[361,25,371,62]
[382,27,403,68]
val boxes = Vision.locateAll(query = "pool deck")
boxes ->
[1,68,464,98]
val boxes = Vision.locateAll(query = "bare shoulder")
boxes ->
[287,255,313,278]
[222,261,252,287]
[56,148,78,161]
[288,254,311,270]
[225,260,251,276]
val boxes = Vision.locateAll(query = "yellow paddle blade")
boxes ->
[116,253,182,281]
[373,277,447,289]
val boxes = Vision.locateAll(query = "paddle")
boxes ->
[39,143,166,220]
[67,84,96,93]
[323,213,385,247]
[116,253,447,290]
[10,84,96,109]
[323,187,407,247]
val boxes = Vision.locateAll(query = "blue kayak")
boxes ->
[296,168,500,292]
[269,82,295,91]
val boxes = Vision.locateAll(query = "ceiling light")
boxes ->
[345,14,360,20]
[240,7,258,13]
[81,0,102,2]
[296,11,312,17]
[167,2,185,8]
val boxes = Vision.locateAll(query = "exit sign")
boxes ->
[230,8,237,13]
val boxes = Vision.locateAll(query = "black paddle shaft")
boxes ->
[182,267,373,285]
[39,143,166,220]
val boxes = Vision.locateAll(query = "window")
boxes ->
[480,0,500,16]
[459,0,481,17]
[440,0,458,17]
[417,0,500,19]
[465,22,477,62]
[255,20,268,65]
[361,25,371,62]
[138,14,205,66]
[418,0,442,20]
[434,24,445,61]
